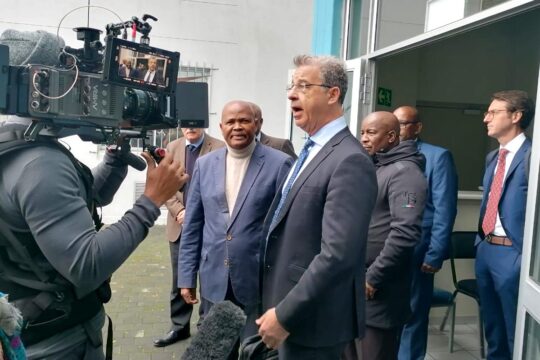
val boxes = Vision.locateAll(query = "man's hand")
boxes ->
[180,288,199,304]
[255,308,289,349]
[421,263,440,274]
[365,282,377,300]
[176,209,186,224]
[141,151,189,207]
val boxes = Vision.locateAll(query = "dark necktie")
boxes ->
[482,148,509,235]
[270,138,315,227]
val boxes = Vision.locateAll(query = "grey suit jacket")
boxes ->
[178,143,293,306]
[262,127,378,347]
[165,134,225,242]
[260,132,297,160]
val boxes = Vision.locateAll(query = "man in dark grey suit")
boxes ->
[257,55,378,359]
[250,102,297,160]
[359,112,427,360]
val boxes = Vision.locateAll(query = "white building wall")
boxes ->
[1,0,312,224]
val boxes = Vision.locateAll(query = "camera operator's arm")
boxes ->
[91,150,128,206]
[9,147,187,297]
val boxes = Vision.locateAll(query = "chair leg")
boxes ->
[449,300,456,353]
[478,304,485,359]
[440,301,453,331]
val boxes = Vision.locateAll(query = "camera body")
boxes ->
[0,20,181,143]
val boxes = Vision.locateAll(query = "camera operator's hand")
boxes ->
[141,151,189,207]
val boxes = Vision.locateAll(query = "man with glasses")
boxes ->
[257,55,377,359]
[394,106,458,360]
[476,90,535,359]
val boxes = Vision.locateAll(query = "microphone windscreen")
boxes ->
[181,300,246,360]
[0,29,65,66]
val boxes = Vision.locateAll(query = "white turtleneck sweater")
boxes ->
[225,140,256,215]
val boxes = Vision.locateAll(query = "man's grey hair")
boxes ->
[293,55,348,104]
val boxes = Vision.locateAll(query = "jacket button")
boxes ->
[226,234,232,241]
[266,265,271,270]
[224,259,229,266]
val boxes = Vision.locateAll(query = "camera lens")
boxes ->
[122,88,161,125]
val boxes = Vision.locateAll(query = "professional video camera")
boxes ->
[0,14,180,147]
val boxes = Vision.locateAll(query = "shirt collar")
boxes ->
[309,116,347,147]
[186,133,205,148]
[501,132,526,154]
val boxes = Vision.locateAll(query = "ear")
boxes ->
[388,130,398,144]
[512,111,523,125]
[327,87,341,105]
[414,122,423,136]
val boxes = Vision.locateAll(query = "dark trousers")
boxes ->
[398,241,433,360]
[475,241,521,360]
[280,340,347,360]
[169,241,193,332]
[361,326,401,360]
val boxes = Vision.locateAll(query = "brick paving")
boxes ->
[103,225,198,359]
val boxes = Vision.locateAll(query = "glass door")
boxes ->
[514,66,540,359]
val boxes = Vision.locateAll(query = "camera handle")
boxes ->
[105,14,158,45]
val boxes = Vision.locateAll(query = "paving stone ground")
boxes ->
[103,225,198,359]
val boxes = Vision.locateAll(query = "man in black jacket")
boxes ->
[358,111,427,360]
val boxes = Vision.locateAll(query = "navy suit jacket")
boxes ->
[417,140,458,268]
[178,143,292,307]
[476,138,531,253]
[262,128,377,347]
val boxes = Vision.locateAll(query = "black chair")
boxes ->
[439,231,485,358]
[431,287,454,331]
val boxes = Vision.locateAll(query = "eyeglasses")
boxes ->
[484,109,512,118]
[286,83,331,93]
[398,121,419,127]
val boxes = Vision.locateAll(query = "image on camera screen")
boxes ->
[103,38,180,94]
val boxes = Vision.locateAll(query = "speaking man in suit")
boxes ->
[250,102,297,159]
[476,90,534,359]
[359,112,427,360]
[178,100,293,347]
[153,128,225,347]
[394,106,458,360]
[257,55,378,359]
[143,57,164,85]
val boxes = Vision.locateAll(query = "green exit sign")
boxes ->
[377,87,392,107]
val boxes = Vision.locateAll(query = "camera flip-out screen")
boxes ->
[103,38,180,94]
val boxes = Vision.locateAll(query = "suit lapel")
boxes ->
[178,138,186,163]
[200,136,211,156]
[228,144,264,230]
[212,149,230,216]
[269,128,349,233]
[502,139,531,193]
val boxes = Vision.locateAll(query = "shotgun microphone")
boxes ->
[181,300,246,360]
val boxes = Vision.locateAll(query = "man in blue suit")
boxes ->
[476,90,534,360]
[394,106,458,360]
[178,100,293,341]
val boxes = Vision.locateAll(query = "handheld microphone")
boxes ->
[181,301,246,360]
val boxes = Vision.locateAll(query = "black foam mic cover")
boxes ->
[181,300,247,360]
